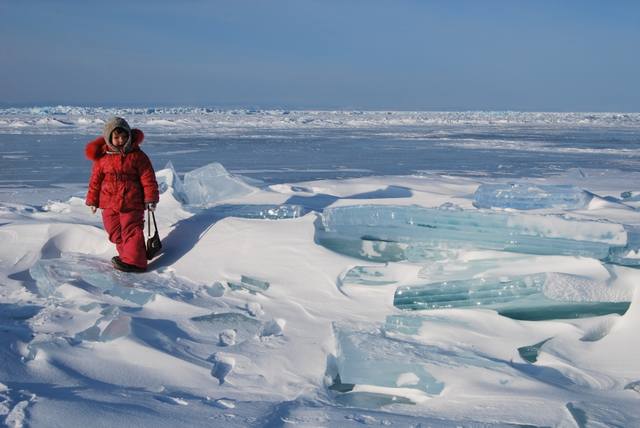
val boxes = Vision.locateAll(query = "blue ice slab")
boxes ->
[318,205,626,263]
[189,312,262,345]
[74,312,132,342]
[340,265,397,286]
[517,338,552,363]
[621,191,640,201]
[28,253,204,305]
[333,323,444,395]
[394,274,547,310]
[156,161,187,203]
[394,274,631,320]
[473,183,592,210]
[227,275,270,294]
[606,225,640,267]
[183,162,255,205]
[213,204,307,220]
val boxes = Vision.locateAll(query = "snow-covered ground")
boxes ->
[1,108,640,427]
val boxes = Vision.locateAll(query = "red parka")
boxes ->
[85,129,159,212]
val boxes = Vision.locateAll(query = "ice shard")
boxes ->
[156,161,187,203]
[182,162,255,206]
[212,204,307,220]
[394,274,547,310]
[27,253,191,305]
[317,205,627,263]
[473,183,592,210]
[621,191,640,201]
[340,265,397,287]
[74,312,132,342]
[227,275,270,294]
[189,312,261,345]
[606,225,640,267]
[394,272,631,320]
[333,323,444,396]
[517,338,552,363]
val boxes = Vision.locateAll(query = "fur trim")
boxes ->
[85,129,144,161]
[85,137,106,161]
[132,129,144,145]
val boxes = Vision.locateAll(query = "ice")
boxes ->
[333,323,444,396]
[565,401,638,428]
[227,275,270,294]
[210,353,235,384]
[156,161,187,203]
[517,338,552,363]
[3,108,640,135]
[218,329,236,346]
[606,225,640,267]
[394,273,631,320]
[620,191,640,201]
[473,183,592,210]
[182,162,256,206]
[74,312,132,342]
[27,253,202,306]
[339,265,397,287]
[260,318,286,337]
[204,282,225,297]
[212,204,307,220]
[625,380,640,394]
[29,256,154,305]
[394,274,547,310]
[157,162,304,218]
[188,312,261,345]
[417,257,516,282]
[318,205,627,263]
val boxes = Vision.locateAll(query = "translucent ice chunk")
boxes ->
[227,275,270,294]
[205,281,225,297]
[394,274,548,311]
[621,191,640,201]
[625,380,640,394]
[333,323,444,395]
[318,205,626,262]
[418,258,505,282]
[394,273,631,320]
[340,265,397,287]
[156,161,187,203]
[473,183,592,210]
[382,316,503,372]
[213,204,307,220]
[607,225,640,267]
[80,270,156,305]
[28,260,63,297]
[189,312,261,345]
[29,254,163,305]
[383,315,425,335]
[182,162,255,206]
[517,337,552,363]
[74,313,131,342]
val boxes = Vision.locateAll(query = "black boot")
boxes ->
[112,256,146,273]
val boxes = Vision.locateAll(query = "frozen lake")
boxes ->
[2,120,640,196]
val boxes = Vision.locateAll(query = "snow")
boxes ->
[1,109,640,427]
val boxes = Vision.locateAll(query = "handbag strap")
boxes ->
[147,209,158,238]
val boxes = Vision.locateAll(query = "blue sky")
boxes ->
[1,0,639,110]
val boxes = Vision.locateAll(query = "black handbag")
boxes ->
[146,209,162,260]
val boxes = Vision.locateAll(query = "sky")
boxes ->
[1,0,639,111]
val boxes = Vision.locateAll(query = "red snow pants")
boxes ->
[102,208,147,269]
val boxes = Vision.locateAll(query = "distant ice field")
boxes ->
[1,109,639,200]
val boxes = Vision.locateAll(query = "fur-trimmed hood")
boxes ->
[85,129,145,161]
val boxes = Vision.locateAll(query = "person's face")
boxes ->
[111,129,129,147]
